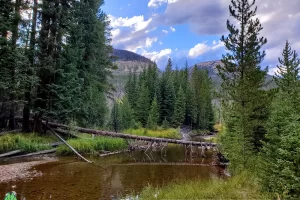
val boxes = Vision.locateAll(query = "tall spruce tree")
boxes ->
[172,86,186,127]
[260,43,300,199]
[136,83,151,126]
[216,0,269,173]
[147,97,159,129]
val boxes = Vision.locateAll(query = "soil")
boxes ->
[0,157,57,183]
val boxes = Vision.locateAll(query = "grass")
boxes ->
[124,128,181,139]
[139,171,273,200]
[56,136,127,155]
[0,133,56,153]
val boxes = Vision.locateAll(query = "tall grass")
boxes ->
[56,137,127,155]
[139,171,273,199]
[0,133,56,153]
[124,128,181,139]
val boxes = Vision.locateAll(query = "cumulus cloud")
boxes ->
[170,27,176,32]
[108,14,157,52]
[143,49,172,62]
[189,41,224,58]
[162,29,168,34]
[148,0,178,8]
[153,0,300,65]
[109,15,152,32]
[189,43,210,58]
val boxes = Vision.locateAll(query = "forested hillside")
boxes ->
[0,0,113,131]
[108,59,214,132]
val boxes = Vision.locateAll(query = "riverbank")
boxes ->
[139,171,273,199]
[0,157,57,183]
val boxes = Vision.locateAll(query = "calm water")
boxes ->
[0,146,223,200]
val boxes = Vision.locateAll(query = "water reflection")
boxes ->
[0,146,224,200]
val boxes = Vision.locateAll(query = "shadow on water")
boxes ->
[0,145,224,200]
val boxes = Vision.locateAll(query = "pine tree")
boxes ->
[275,41,300,102]
[260,44,300,199]
[147,97,159,129]
[136,83,151,126]
[160,77,175,123]
[172,86,186,127]
[216,0,269,173]
[119,96,135,130]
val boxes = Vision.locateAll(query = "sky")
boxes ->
[103,0,300,74]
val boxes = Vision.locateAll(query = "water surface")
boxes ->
[0,146,223,199]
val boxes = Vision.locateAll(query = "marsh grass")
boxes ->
[139,171,273,199]
[56,137,127,155]
[124,128,181,139]
[0,133,56,153]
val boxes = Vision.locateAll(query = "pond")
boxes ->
[0,145,224,199]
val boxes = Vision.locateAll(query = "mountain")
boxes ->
[193,60,275,89]
[110,49,154,99]
[112,49,153,73]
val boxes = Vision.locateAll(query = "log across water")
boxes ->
[45,121,217,147]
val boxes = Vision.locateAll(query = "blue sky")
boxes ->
[103,0,300,74]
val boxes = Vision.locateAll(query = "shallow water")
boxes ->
[0,146,223,200]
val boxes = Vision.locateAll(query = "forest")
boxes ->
[0,0,300,199]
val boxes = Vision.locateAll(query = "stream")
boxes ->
[0,137,223,199]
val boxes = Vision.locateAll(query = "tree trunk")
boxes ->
[23,0,38,133]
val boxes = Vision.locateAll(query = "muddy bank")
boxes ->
[0,157,57,183]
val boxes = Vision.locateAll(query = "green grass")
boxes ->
[139,171,273,200]
[56,137,127,155]
[124,128,181,139]
[0,133,56,153]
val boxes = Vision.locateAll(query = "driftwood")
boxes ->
[46,125,93,164]
[0,150,23,158]
[99,150,130,157]
[12,149,57,158]
[44,121,217,147]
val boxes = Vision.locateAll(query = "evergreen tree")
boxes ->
[260,44,300,199]
[216,0,269,173]
[119,96,135,130]
[136,83,151,126]
[275,41,300,102]
[160,77,175,123]
[172,86,186,127]
[147,97,159,129]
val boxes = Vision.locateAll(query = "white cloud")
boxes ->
[170,27,176,32]
[268,67,280,76]
[148,0,178,8]
[189,41,224,58]
[146,37,158,48]
[143,49,172,62]
[109,15,152,32]
[189,43,210,58]
[162,29,168,34]
[111,29,120,38]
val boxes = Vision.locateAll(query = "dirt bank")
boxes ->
[0,157,57,183]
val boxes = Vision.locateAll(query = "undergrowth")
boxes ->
[124,128,181,139]
[0,133,56,153]
[56,136,127,155]
[139,171,273,199]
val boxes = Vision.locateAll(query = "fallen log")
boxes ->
[12,149,57,158]
[44,121,217,147]
[46,125,93,164]
[0,150,23,158]
[99,150,130,157]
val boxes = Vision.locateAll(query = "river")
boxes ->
[0,145,224,199]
